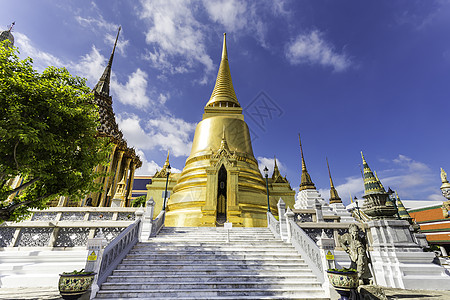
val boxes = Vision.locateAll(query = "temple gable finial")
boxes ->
[8,22,15,32]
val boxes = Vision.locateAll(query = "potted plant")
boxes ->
[327,268,358,300]
[58,268,96,300]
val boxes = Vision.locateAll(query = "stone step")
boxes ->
[125,253,302,260]
[95,287,326,298]
[135,243,291,249]
[128,249,299,255]
[116,263,310,271]
[160,227,270,232]
[106,274,318,283]
[111,269,315,276]
[100,281,322,290]
[120,258,305,265]
[95,226,327,299]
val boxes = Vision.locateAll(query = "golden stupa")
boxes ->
[162,33,294,227]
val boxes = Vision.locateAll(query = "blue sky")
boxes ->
[3,1,450,204]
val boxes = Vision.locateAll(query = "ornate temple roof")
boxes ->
[93,26,141,168]
[154,151,171,178]
[395,191,412,220]
[94,27,123,141]
[361,152,386,195]
[272,156,288,183]
[298,134,316,191]
[205,33,240,109]
[0,22,15,45]
[327,158,342,204]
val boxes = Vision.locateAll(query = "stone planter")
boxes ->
[327,269,358,300]
[58,272,96,300]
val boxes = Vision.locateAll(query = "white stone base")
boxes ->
[329,203,356,223]
[294,189,336,216]
[368,219,450,290]
[0,247,86,288]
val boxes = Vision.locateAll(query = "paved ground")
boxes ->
[383,287,450,300]
[1,286,450,299]
[0,288,62,300]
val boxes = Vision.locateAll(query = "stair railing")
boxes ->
[267,211,281,239]
[150,209,165,237]
[87,210,143,299]
[284,207,336,298]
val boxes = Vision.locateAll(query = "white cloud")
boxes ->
[117,114,196,158]
[112,68,151,109]
[319,176,364,205]
[71,46,106,85]
[139,0,214,83]
[257,156,286,176]
[285,30,352,72]
[134,150,162,176]
[14,32,63,71]
[202,0,248,32]
[75,15,128,56]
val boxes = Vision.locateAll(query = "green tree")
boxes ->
[0,41,111,222]
[131,195,147,207]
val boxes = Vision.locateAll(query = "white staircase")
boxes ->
[95,227,328,299]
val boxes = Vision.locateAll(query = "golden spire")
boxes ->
[163,150,170,168]
[205,33,240,108]
[327,158,342,204]
[298,134,316,191]
[361,152,386,195]
[272,156,281,178]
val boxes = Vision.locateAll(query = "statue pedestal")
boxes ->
[368,219,450,290]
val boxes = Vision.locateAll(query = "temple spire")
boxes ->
[205,33,240,109]
[361,152,386,195]
[298,134,316,191]
[94,26,121,97]
[327,158,342,204]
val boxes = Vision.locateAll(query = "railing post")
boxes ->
[315,199,324,222]
[285,207,294,243]
[84,230,107,299]
[135,206,144,242]
[277,198,287,240]
[140,197,155,241]
[317,230,337,299]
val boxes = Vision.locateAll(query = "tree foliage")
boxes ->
[131,195,147,207]
[0,41,111,222]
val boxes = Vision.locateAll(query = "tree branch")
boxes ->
[5,196,48,212]
[13,140,19,170]
[7,177,40,196]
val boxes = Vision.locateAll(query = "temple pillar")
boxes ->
[227,169,242,226]
[125,162,136,207]
[202,166,218,226]
[105,149,124,207]
[99,144,117,207]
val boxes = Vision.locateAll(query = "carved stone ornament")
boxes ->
[338,224,372,284]
[442,200,450,218]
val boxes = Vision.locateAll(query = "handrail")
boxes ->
[267,211,280,239]
[150,210,165,237]
[96,218,141,287]
[287,217,324,282]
